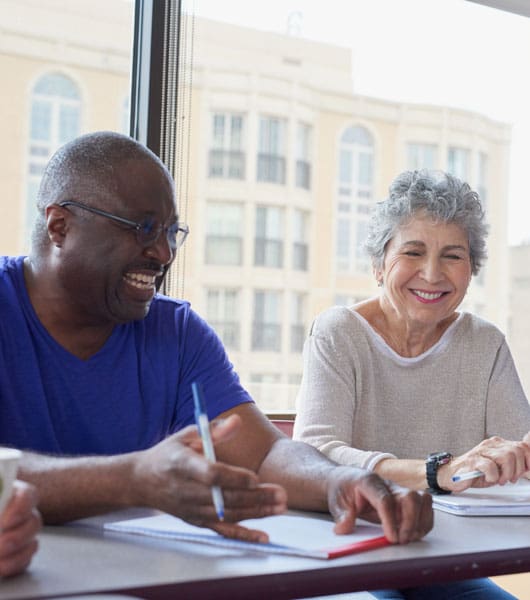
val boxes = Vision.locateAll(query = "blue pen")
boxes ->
[452,470,484,483]
[191,382,225,521]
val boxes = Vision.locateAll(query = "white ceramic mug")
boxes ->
[0,448,22,515]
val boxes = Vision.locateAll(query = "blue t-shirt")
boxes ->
[0,256,252,455]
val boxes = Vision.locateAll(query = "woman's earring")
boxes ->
[377,279,383,288]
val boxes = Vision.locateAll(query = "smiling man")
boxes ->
[0,131,432,546]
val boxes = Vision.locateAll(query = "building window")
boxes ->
[26,72,81,238]
[208,112,245,179]
[355,219,370,273]
[257,116,286,184]
[290,292,306,353]
[336,125,374,273]
[254,205,284,268]
[477,152,488,213]
[205,288,240,350]
[295,122,312,189]
[447,146,470,180]
[252,290,282,351]
[292,209,309,271]
[407,143,437,170]
[121,94,130,134]
[335,294,367,306]
[205,202,243,265]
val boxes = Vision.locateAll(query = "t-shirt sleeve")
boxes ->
[293,308,395,470]
[174,307,253,430]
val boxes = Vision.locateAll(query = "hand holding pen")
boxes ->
[452,470,484,483]
[191,381,225,521]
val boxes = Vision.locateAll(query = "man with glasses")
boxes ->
[0,131,432,545]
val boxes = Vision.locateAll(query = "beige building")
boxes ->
[0,2,512,412]
[0,0,133,252]
[183,17,511,410]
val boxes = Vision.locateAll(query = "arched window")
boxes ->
[336,125,374,272]
[26,73,81,243]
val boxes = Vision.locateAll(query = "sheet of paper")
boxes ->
[433,479,530,516]
[104,513,387,559]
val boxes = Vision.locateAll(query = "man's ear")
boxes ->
[45,205,68,248]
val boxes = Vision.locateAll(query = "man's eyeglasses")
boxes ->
[58,200,189,251]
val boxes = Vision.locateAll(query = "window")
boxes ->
[290,292,306,353]
[209,112,245,179]
[355,220,370,273]
[26,72,81,239]
[205,289,240,350]
[407,143,437,170]
[295,122,312,189]
[257,116,286,184]
[335,294,367,306]
[336,125,374,273]
[121,94,130,135]
[292,209,309,271]
[477,152,488,213]
[447,147,470,180]
[252,290,282,351]
[205,202,243,265]
[254,205,284,268]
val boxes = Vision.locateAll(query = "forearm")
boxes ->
[257,438,363,511]
[373,458,426,490]
[18,451,141,523]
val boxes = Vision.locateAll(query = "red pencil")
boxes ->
[325,535,391,559]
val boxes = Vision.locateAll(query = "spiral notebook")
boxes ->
[432,480,530,516]
[104,512,390,560]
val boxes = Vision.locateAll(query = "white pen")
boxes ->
[191,381,225,521]
[452,470,484,483]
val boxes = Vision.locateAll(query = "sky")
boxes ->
[192,0,530,245]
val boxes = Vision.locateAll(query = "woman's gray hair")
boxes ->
[365,169,488,275]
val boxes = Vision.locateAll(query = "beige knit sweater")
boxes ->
[293,307,530,471]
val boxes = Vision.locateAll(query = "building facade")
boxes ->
[182,17,511,410]
[0,2,512,412]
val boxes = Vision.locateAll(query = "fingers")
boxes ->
[449,437,530,490]
[355,477,432,544]
[0,482,41,577]
[329,471,433,545]
[169,482,287,524]
[175,414,242,452]
[0,481,40,530]
[392,488,433,544]
[209,521,270,543]
[0,537,39,578]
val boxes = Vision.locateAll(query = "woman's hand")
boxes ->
[438,436,530,492]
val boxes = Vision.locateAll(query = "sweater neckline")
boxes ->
[349,308,464,364]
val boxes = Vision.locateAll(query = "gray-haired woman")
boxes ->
[294,169,530,600]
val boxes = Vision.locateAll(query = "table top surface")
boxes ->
[2,508,530,600]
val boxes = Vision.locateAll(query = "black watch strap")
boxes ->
[426,452,453,495]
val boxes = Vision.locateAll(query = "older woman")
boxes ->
[294,169,530,600]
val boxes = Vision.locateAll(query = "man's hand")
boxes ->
[327,467,433,544]
[0,480,42,577]
[131,414,287,542]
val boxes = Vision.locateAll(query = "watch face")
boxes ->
[428,451,452,465]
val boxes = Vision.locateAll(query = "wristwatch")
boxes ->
[426,451,453,494]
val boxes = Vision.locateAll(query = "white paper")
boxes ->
[104,513,385,559]
[433,479,530,516]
